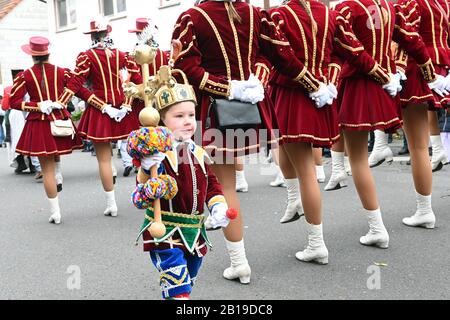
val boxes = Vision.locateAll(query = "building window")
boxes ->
[159,0,180,9]
[100,0,127,17]
[55,0,77,30]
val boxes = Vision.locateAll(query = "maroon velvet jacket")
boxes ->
[9,63,91,121]
[334,0,436,83]
[396,0,450,72]
[57,48,140,111]
[172,0,324,97]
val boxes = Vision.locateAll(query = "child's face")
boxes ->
[162,101,197,141]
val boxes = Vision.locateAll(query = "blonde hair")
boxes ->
[298,0,317,38]
[226,0,242,23]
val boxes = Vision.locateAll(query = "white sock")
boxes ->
[225,239,248,267]
[285,178,300,203]
[48,196,60,213]
[415,191,432,216]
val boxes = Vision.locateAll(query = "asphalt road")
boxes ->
[0,144,449,300]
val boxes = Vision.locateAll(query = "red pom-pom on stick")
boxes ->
[226,208,238,220]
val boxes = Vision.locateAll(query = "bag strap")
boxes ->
[205,96,215,129]
[37,63,57,118]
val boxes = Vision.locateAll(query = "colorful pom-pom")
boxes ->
[160,174,178,200]
[127,126,174,160]
[144,177,167,199]
[132,184,152,209]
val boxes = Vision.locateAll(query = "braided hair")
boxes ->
[298,0,318,38]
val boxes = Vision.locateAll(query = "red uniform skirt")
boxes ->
[77,104,140,143]
[337,75,402,133]
[400,61,450,110]
[16,120,83,156]
[197,92,280,160]
[269,85,340,148]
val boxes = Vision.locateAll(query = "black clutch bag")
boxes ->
[205,98,262,130]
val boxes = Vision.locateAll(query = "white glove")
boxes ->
[327,83,338,99]
[205,202,230,229]
[102,104,119,119]
[38,100,53,115]
[246,74,263,88]
[229,74,260,101]
[77,100,86,111]
[309,82,334,108]
[114,106,131,122]
[140,152,165,171]
[443,70,450,92]
[382,73,402,97]
[396,70,407,81]
[51,101,64,110]
[240,85,264,104]
[428,75,449,97]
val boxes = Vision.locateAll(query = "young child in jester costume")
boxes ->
[127,65,231,300]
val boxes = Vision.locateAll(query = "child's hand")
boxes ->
[205,203,230,230]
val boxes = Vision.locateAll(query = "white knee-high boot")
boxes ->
[223,239,251,284]
[48,196,61,224]
[295,222,328,264]
[369,130,393,168]
[316,165,326,183]
[111,160,117,185]
[402,191,436,228]
[324,151,347,191]
[104,190,118,217]
[270,165,286,187]
[280,178,303,224]
[235,170,248,193]
[430,135,449,172]
[360,208,389,248]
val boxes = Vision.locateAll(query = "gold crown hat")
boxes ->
[123,45,197,127]
[151,65,197,112]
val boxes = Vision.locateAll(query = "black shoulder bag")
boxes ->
[205,98,262,131]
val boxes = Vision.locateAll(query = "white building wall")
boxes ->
[46,0,286,70]
[47,0,198,69]
[0,0,48,86]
